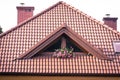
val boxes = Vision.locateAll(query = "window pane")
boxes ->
[113,41,120,53]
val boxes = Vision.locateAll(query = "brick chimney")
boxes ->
[103,14,118,30]
[16,4,34,24]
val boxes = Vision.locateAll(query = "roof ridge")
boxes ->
[61,1,120,35]
[0,1,120,38]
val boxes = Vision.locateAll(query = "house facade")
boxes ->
[0,1,120,80]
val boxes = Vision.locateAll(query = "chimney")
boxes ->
[16,3,34,24]
[103,14,118,30]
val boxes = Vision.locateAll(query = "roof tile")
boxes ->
[0,1,120,75]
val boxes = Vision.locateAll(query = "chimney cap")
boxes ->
[103,17,118,21]
[16,6,34,10]
[105,14,110,17]
[103,14,118,21]
[16,3,34,10]
[20,3,25,6]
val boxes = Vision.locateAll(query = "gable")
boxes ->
[18,23,110,60]
[44,34,84,52]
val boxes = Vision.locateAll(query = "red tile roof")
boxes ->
[0,1,120,75]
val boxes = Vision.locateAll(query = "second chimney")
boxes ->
[103,14,118,30]
[16,4,34,24]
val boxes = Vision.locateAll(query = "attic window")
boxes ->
[113,41,120,54]
[18,24,108,60]
[33,34,85,58]
[44,34,84,52]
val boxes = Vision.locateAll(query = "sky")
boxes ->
[0,0,120,32]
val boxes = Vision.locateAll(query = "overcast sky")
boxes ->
[0,0,120,32]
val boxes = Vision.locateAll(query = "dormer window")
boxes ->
[18,24,109,60]
[113,41,120,54]
[44,34,84,52]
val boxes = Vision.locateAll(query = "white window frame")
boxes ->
[113,41,120,54]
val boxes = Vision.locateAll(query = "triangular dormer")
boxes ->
[18,23,110,60]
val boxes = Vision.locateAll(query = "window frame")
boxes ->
[113,41,120,54]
